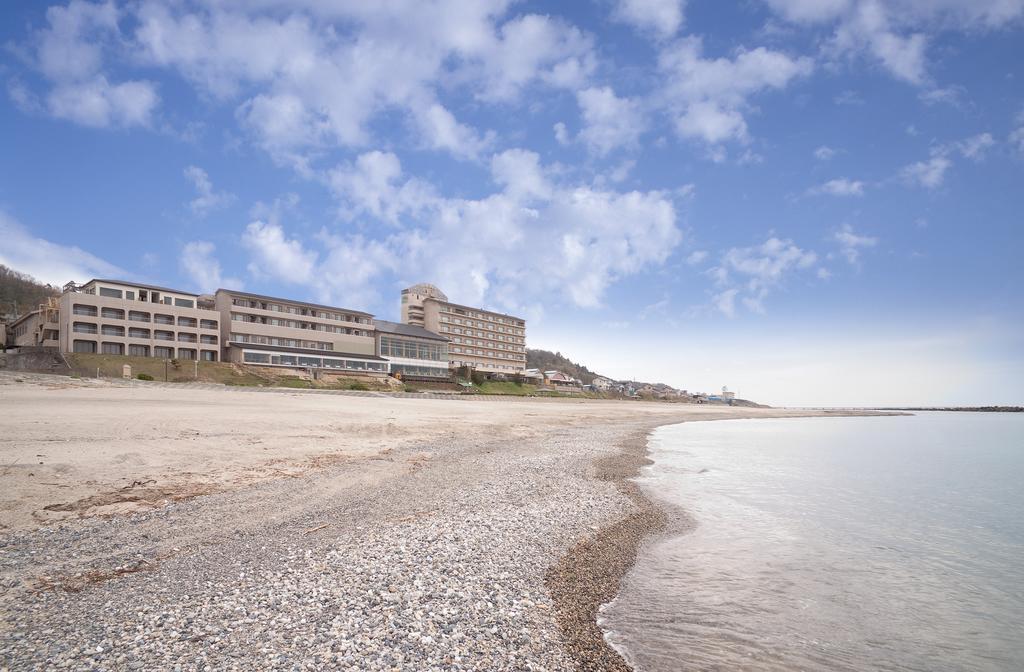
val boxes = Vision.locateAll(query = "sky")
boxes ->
[1,0,1022,406]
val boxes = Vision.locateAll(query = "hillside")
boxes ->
[525,348,605,384]
[0,265,60,320]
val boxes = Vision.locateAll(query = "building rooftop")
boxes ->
[82,279,199,297]
[373,319,449,342]
[217,288,373,317]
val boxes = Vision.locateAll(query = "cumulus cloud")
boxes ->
[611,0,687,39]
[710,236,818,316]
[0,209,124,285]
[764,0,1024,85]
[26,0,159,128]
[184,166,235,216]
[252,148,682,311]
[242,220,318,285]
[179,241,242,292]
[576,86,646,155]
[658,36,813,145]
[1011,126,1024,155]
[809,177,865,196]
[901,154,952,188]
[833,223,877,265]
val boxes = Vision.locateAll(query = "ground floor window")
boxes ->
[101,342,124,355]
[200,350,217,361]
[129,345,150,357]
[154,346,174,359]
[177,348,196,360]
[390,363,450,378]
[73,339,97,353]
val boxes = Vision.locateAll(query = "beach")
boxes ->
[0,371,874,669]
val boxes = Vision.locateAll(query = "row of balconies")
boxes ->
[72,305,218,330]
[71,322,217,344]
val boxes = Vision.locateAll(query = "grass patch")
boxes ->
[474,381,539,396]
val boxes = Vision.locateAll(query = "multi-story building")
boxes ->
[215,288,388,375]
[400,283,526,375]
[373,320,449,379]
[59,280,221,361]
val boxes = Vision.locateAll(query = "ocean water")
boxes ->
[601,413,1024,671]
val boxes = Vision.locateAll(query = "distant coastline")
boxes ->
[875,406,1023,413]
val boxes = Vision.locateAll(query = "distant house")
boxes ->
[522,368,544,383]
[591,376,613,391]
[543,370,583,390]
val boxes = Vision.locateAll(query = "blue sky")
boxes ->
[1,0,1022,406]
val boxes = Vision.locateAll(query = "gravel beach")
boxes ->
[0,373,870,670]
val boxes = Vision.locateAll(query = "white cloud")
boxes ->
[809,177,865,196]
[766,0,1024,85]
[553,121,571,145]
[919,85,966,107]
[327,151,436,224]
[184,166,235,216]
[260,148,682,311]
[241,220,318,285]
[686,250,709,265]
[179,241,242,292]
[900,154,952,188]
[0,209,124,286]
[711,237,818,315]
[27,1,160,128]
[658,36,813,145]
[410,103,494,160]
[1011,126,1024,155]
[957,132,995,161]
[833,223,878,265]
[576,86,646,155]
[611,0,687,39]
[814,145,836,160]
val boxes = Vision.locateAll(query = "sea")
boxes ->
[600,412,1024,672]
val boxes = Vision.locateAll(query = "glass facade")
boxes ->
[379,335,446,361]
[242,350,386,372]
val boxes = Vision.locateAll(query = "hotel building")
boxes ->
[59,280,221,361]
[214,288,388,375]
[373,320,450,380]
[400,283,526,375]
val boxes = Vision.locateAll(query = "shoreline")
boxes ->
[549,411,895,671]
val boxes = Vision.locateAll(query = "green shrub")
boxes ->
[348,382,369,391]
[136,373,154,381]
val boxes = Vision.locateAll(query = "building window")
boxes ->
[177,348,196,360]
[155,330,174,341]
[201,350,217,362]
[73,340,97,353]
[73,304,98,316]
[200,319,218,330]
[154,346,173,359]
[126,291,135,300]
[178,333,198,343]
[128,311,150,322]
[200,335,218,345]
[99,287,122,298]
[101,325,125,337]
[101,307,125,320]
[101,342,124,355]
[128,327,150,339]
[73,322,98,334]
[154,314,174,325]
[177,316,198,328]
[129,345,150,357]
[244,352,271,364]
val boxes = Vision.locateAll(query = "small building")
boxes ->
[7,299,60,349]
[374,319,450,380]
[522,368,545,383]
[543,370,583,390]
[591,376,613,391]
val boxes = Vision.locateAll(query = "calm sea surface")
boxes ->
[601,413,1024,671]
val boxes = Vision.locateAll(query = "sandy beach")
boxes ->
[0,371,876,669]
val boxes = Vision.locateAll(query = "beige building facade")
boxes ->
[400,283,526,375]
[7,298,60,349]
[215,289,388,375]
[59,280,221,361]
